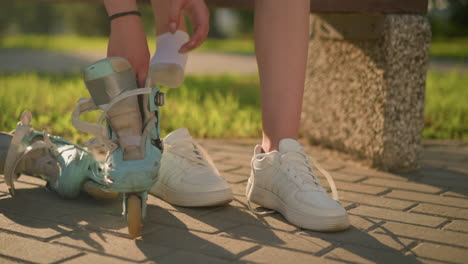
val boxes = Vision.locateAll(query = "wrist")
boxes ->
[110,13,142,27]
[104,0,138,16]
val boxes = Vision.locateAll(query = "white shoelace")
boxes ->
[164,138,215,176]
[247,148,339,216]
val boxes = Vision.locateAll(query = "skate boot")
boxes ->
[0,111,114,200]
[72,57,164,238]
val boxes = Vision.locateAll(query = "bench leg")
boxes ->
[301,14,431,171]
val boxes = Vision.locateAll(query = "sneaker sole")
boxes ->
[247,180,350,232]
[152,182,233,207]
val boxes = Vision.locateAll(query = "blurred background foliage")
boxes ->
[0,1,466,40]
[0,1,254,38]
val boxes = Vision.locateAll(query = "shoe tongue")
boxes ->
[164,128,192,145]
[278,138,302,154]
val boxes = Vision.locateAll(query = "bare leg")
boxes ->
[151,0,187,35]
[254,0,310,152]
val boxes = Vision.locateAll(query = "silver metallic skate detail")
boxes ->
[4,112,33,195]
[3,112,61,195]
[72,88,154,152]
[85,68,137,106]
[83,57,138,107]
[154,91,166,106]
[0,133,13,174]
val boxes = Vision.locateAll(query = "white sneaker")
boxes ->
[150,128,233,207]
[246,139,349,232]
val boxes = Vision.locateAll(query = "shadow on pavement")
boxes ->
[397,141,468,197]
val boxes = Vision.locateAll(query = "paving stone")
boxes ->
[66,253,141,264]
[0,192,74,221]
[321,180,389,195]
[215,162,243,174]
[142,225,258,261]
[442,191,468,199]
[377,222,468,248]
[230,182,248,196]
[145,207,241,234]
[317,169,368,183]
[222,172,248,184]
[444,220,468,233]
[0,255,25,264]
[15,175,47,186]
[411,204,468,220]
[240,246,340,264]
[417,174,468,190]
[0,178,44,194]
[0,212,74,240]
[348,214,381,230]
[411,242,468,264]
[150,250,231,264]
[1,232,81,263]
[298,225,415,252]
[52,230,171,262]
[340,190,416,210]
[339,165,410,181]
[362,178,443,193]
[1,138,467,264]
[56,209,161,237]
[385,190,468,208]
[349,205,446,227]
[325,245,421,264]
[221,225,331,253]
[213,199,299,232]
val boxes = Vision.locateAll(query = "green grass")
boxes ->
[0,73,262,144]
[0,34,110,52]
[430,38,468,60]
[3,34,468,59]
[0,71,466,142]
[424,71,468,139]
[0,34,255,54]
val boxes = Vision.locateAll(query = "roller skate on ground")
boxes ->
[246,139,350,232]
[0,111,115,200]
[149,128,233,207]
[73,57,164,238]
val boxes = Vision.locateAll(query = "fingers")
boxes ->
[136,67,148,88]
[169,0,185,33]
[179,1,209,53]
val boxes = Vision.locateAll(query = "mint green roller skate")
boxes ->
[72,57,164,238]
[0,111,114,200]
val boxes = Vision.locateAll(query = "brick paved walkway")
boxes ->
[1,139,467,263]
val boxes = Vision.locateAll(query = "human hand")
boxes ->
[107,15,150,87]
[169,0,210,53]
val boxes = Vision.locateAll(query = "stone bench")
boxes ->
[29,0,431,171]
[207,0,431,171]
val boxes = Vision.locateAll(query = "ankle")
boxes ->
[261,143,278,153]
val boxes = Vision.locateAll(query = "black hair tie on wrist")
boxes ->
[109,11,141,21]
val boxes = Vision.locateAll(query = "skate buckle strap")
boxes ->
[4,112,61,195]
[72,88,154,151]
[4,112,33,195]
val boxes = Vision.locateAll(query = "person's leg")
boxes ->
[247,0,349,232]
[254,0,310,152]
[149,0,189,88]
[148,0,233,206]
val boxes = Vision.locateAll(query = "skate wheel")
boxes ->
[127,194,142,238]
